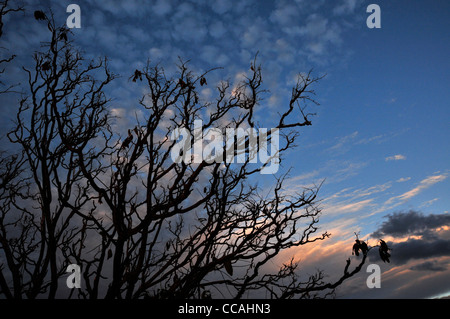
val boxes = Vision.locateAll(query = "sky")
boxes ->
[0,0,449,299]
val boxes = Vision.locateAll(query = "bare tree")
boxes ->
[0,0,23,94]
[1,13,114,299]
[0,9,391,299]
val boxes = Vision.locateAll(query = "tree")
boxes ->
[0,10,390,299]
[0,0,23,94]
[1,12,114,299]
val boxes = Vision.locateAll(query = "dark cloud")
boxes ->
[372,210,450,238]
[390,238,450,265]
[370,210,450,268]
[409,260,448,272]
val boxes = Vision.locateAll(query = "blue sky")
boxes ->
[1,0,449,298]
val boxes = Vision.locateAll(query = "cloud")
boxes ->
[354,133,386,145]
[354,128,410,146]
[278,207,450,299]
[333,0,360,15]
[329,198,374,214]
[385,154,406,161]
[297,14,330,38]
[328,131,358,153]
[370,210,450,269]
[152,0,172,16]
[101,0,153,17]
[421,198,440,208]
[283,159,368,198]
[328,210,450,298]
[172,16,208,43]
[318,182,393,221]
[332,161,367,182]
[269,3,300,27]
[0,0,366,137]
[372,210,450,238]
[210,0,232,15]
[396,177,411,182]
[148,47,164,60]
[209,21,227,39]
[388,97,397,104]
[385,173,447,205]
[390,238,450,265]
[410,260,448,272]
[297,14,343,63]
[286,170,320,185]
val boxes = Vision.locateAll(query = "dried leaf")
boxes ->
[224,260,233,276]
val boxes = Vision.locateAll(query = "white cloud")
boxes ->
[385,154,406,161]
[149,47,164,60]
[298,14,329,38]
[333,0,359,16]
[420,198,439,208]
[355,134,386,145]
[172,16,208,43]
[209,21,227,39]
[200,45,229,65]
[284,170,321,190]
[342,182,392,200]
[321,182,392,217]
[210,0,232,15]
[152,0,172,16]
[388,97,397,104]
[386,173,448,205]
[328,131,358,152]
[269,3,299,27]
[327,198,374,215]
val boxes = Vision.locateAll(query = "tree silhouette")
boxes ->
[0,11,391,299]
[0,0,23,94]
